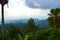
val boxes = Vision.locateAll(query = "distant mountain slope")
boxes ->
[0,19,50,29]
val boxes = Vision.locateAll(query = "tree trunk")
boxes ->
[1,4,5,40]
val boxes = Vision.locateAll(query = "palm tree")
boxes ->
[0,0,8,40]
[48,8,60,28]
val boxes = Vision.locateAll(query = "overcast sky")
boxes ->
[0,0,60,20]
[26,0,60,9]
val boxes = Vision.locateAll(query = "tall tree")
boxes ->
[48,8,60,28]
[0,0,8,40]
[23,18,38,34]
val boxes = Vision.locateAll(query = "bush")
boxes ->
[33,28,60,40]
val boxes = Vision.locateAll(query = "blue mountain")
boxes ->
[0,19,50,29]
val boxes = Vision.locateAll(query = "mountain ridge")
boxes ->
[0,19,50,29]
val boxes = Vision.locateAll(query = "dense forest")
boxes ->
[0,8,60,40]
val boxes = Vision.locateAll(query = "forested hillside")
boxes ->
[0,8,60,40]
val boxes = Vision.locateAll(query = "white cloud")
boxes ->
[33,2,40,7]
[0,0,49,20]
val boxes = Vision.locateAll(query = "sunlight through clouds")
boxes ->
[0,0,49,20]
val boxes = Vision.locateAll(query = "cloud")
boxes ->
[0,0,50,20]
[26,0,60,9]
[0,0,49,20]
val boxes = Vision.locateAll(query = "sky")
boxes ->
[0,0,60,20]
[26,0,60,9]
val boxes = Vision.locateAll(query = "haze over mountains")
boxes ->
[0,19,50,29]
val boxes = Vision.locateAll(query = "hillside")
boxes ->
[0,19,50,29]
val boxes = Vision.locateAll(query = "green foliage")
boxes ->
[1,18,60,40]
[24,34,29,40]
[48,8,60,28]
[23,18,38,34]
[15,34,23,40]
[5,25,24,40]
[33,28,60,40]
[50,8,60,15]
[0,25,60,40]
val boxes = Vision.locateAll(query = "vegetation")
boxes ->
[0,27,60,40]
[47,8,60,28]
[0,8,60,40]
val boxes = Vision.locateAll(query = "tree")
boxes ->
[7,25,23,40]
[23,18,38,34]
[48,8,60,28]
[0,0,8,40]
